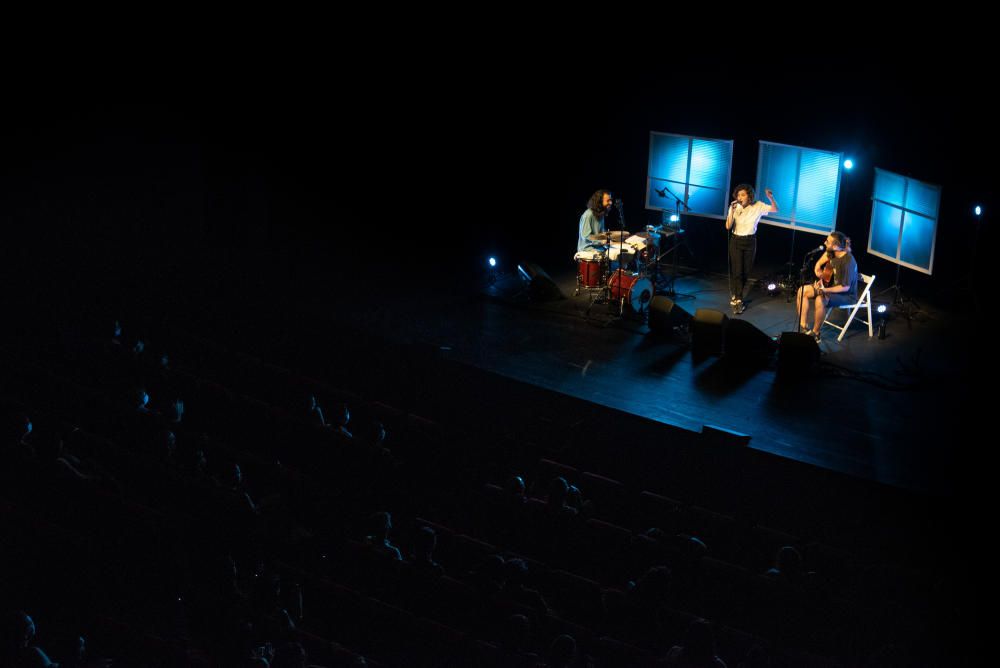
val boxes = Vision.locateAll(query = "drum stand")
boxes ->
[577,261,610,312]
[613,200,629,318]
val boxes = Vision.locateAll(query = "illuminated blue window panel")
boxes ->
[867,168,940,275]
[646,132,733,219]
[755,141,843,235]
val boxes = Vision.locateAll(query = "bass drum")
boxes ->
[608,270,653,312]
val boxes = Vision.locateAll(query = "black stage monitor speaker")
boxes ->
[517,262,565,301]
[777,332,820,377]
[647,296,693,335]
[724,319,776,360]
[691,308,728,356]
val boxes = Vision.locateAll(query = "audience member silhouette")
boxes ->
[364,511,402,560]
[661,618,727,667]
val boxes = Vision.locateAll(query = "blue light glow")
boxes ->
[877,304,888,314]
[756,142,841,233]
[488,257,497,268]
[975,205,982,216]
[647,132,733,218]
[844,159,853,170]
[870,168,940,274]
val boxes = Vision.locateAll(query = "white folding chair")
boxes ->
[822,273,875,342]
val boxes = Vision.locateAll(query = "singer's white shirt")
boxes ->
[732,200,770,236]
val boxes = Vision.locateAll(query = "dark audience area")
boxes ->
[1,306,965,666]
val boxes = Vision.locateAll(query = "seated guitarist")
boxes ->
[796,231,858,340]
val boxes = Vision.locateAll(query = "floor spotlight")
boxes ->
[844,158,854,170]
[974,205,982,217]
[873,302,890,339]
[766,280,779,297]
[487,256,499,284]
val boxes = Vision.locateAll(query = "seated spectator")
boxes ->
[133,386,154,414]
[495,614,539,668]
[501,559,550,615]
[409,526,445,579]
[110,319,123,348]
[271,641,308,668]
[251,572,300,644]
[333,404,353,439]
[661,618,727,667]
[154,430,178,464]
[3,413,36,465]
[546,477,578,519]
[764,545,805,583]
[627,566,673,618]
[506,474,527,501]
[164,397,185,426]
[364,511,402,560]
[305,394,328,428]
[34,429,98,482]
[368,421,390,455]
[222,463,258,514]
[471,554,507,598]
[545,634,578,668]
[2,610,58,668]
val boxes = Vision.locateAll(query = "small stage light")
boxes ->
[486,256,500,285]
[669,214,680,223]
[974,205,982,217]
[872,302,890,339]
[844,159,854,170]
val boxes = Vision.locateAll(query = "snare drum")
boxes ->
[575,252,607,288]
[608,269,654,312]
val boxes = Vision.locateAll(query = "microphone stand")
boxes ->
[726,202,736,312]
[784,228,798,303]
[654,185,691,297]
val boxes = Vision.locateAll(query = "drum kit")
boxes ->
[574,225,679,318]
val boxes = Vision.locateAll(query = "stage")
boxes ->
[328,261,973,498]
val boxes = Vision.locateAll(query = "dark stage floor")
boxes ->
[328,261,973,498]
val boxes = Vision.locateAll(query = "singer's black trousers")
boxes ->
[729,234,756,300]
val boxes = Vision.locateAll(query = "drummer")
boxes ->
[577,189,633,267]
[578,189,614,255]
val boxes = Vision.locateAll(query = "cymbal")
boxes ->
[587,231,630,241]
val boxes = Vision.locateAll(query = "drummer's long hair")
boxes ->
[587,190,612,218]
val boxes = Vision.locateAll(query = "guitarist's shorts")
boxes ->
[825,293,856,308]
